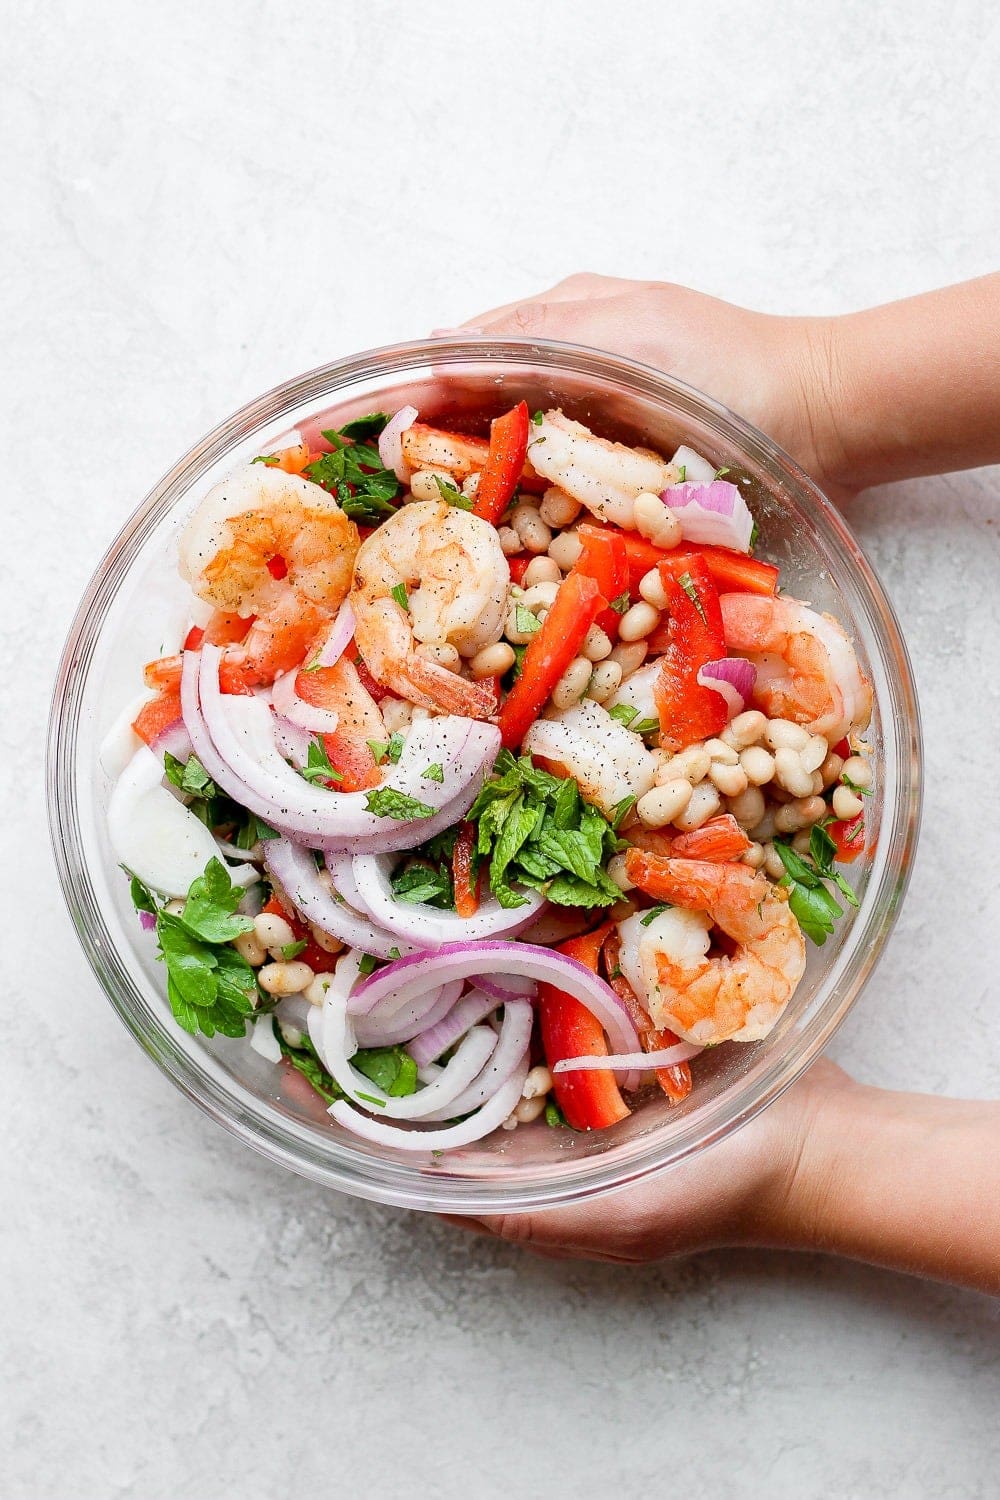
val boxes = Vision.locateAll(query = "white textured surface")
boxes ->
[4,2,1000,1496]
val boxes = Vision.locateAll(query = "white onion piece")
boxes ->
[696,657,757,720]
[314,599,356,669]
[306,950,365,1059]
[350,853,546,948]
[99,692,147,779]
[264,836,412,959]
[660,479,754,553]
[108,744,221,897]
[271,669,340,735]
[352,980,463,1049]
[407,987,501,1068]
[553,1041,702,1073]
[378,404,419,483]
[151,719,194,766]
[321,991,498,1119]
[347,940,642,1090]
[329,1057,529,1153]
[250,1015,283,1063]
[420,998,533,1119]
[669,444,717,484]
[186,647,499,851]
[272,714,312,767]
[324,850,369,911]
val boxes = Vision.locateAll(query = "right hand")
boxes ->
[462,274,853,501]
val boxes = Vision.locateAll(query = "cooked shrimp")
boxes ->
[720,592,873,741]
[617,856,806,1044]
[179,464,359,684]
[527,411,676,528]
[350,500,509,717]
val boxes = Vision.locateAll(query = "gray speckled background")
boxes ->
[4,2,999,1496]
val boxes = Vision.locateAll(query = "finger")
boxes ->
[459,273,620,332]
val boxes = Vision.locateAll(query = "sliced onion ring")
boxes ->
[420,999,534,1120]
[696,657,757,720]
[661,478,754,552]
[329,1058,529,1153]
[271,668,340,735]
[349,852,546,948]
[407,987,501,1068]
[264,835,411,960]
[378,405,419,483]
[553,1041,702,1073]
[312,600,356,670]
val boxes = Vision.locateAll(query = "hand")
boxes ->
[443,1058,858,1264]
[461,274,854,501]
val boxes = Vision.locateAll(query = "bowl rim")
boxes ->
[46,334,923,1213]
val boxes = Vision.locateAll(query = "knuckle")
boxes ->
[492,1212,536,1245]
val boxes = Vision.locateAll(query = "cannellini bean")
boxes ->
[522,555,562,587]
[723,709,768,750]
[617,601,661,642]
[742,840,765,870]
[636,778,694,828]
[309,923,343,954]
[550,657,592,710]
[792,830,813,856]
[750,809,777,843]
[842,755,873,789]
[408,468,455,502]
[774,803,805,834]
[659,745,711,785]
[793,794,828,826]
[705,737,739,766]
[415,641,461,672]
[505,607,542,645]
[511,503,552,554]
[521,581,561,612]
[774,747,814,797]
[522,1065,553,1100]
[581,624,613,661]
[305,972,335,1007]
[609,641,648,677]
[539,486,582,528]
[633,491,682,547]
[672,781,722,832]
[498,526,521,556]
[765,718,811,752]
[258,960,315,997]
[586,660,623,702]
[820,751,845,788]
[607,852,635,890]
[833,784,865,820]
[411,706,431,722]
[470,641,516,679]
[762,842,785,880]
[709,761,749,798]
[547,529,583,570]
[514,1094,548,1124]
[800,734,829,774]
[638,568,670,609]
[728,784,766,829]
[380,696,412,733]
[254,912,296,950]
[233,930,267,967]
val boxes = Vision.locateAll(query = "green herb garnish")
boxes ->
[391,582,410,611]
[676,464,687,482]
[677,570,708,626]
[608,703,638,727]
[514,605,542,637]
[714,466,731,479]
[841,775,871,797]
[364,788,435,821]
[280,939,308,961]
[433,475,474,510]
[609,591,631,614]
[773,828,859,946]
[299,737,344,785]
[545,1099,569,1128]
[422,762,445,783]
[640,904,672,925]
[531,410,544,426]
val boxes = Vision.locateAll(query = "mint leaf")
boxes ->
[609,591,631,614]
[338,412,391,440]
[433,475,474,510]
[387,731,406,763]
[515,605,542,636]
[299,737,344,786]
[353,1046,419,1098]
[422,762,445,783]
[365,788,435,821]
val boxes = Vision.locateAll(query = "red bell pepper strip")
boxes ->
[653,555,729,752]
[572,524,630,638]
[452,821,480,918]
[498,572,604,749]
[538,927,631,1132]
[132,686,183,746]
[828,813,865,863]
[576,521,779,597]
[506,554,532,585]
[472,401,530,525]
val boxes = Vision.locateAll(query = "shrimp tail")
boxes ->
[397,655,498,720]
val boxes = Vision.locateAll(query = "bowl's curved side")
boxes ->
[46,337,922,1212]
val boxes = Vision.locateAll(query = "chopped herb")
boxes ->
[276,1029,344,1104]
[251,454,280,466]
[610,794,636,830]
[129,873,156,914]
[388,946,401,960]
[714,466,731,479]
[390,861,452,907]
[433,475,474,510]
[640,904,672,925]
[422,762,445,783]
[299,737,344,786]
[391,582,409,611]
[545,1099,569,1128]
[749,520,760,551]
[773,831,859,946]
[609,590,631,615]
[305,424,401,527]
[608,703,638,727]
[337,412,391,440]
[280,939,308,960]
[841,775,871,797]
[355,1091,387,1108]
[677,569,708,626]
[364,788,435,821]
[164,752,218,800]
[367,738,390,763]
[531,410,544,426]
[353,1046,419,1098]
[676,464,687,482]
[631,716,661,737]
[234,811,278,849]
[514,605,542,636]
[386,731,406,764]
[357,953,379,977]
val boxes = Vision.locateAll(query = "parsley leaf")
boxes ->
[357,953,379,977]
[298,736,344,786]
[280,939,308,960]
[545,1099,569,1128]
[531,410,544,426]
[677,570,708,626]
[609,591,631,615]
[163,751,218,799]
[353,1046,419,1098]
[391,582,409,611]
[676,464,687,482]
[841,775,871,797]
[774,832,858,945]
[514,605,542,637]
[714,466,731,479]
[365,788,435,821]
[251,454,280,467]
[640,904,673,925]
[338,412,391,440]
[387,731,406,763]
[180,858,255,943]
[433,475,474,510]
[422,762,445,783]
[304,420,401,525]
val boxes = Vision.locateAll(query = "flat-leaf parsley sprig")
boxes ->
[773,823,859,945]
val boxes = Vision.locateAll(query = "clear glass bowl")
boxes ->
[47,338,922,1213]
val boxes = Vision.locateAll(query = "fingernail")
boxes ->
[430,325,483,337]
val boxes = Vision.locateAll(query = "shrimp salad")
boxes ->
[109,402,873,1149]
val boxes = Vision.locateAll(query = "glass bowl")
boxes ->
[47,337,922,1214]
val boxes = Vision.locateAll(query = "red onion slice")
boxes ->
[553,1041,702,1073]
[420,998,533,1120]
[696,657,757,720]
[328,1057,529,1153]
[150,718,194,765]
[108,744,222,897]
[313,599,356,669]
[669,445,717,484]
[271,669,340,736]
[661,479,754,552]
[353,980,463,1048]
[378,405,419,483]
[264,836,412,959]
[406,987,501,1068]
[349,853,546,948]
[476,974,538,1004]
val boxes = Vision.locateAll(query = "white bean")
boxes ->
[470,641,516,679]
[638,568,670,609]
[728,784,766,829]
[408,467,455,502]
[581,624,613,661]
[511,503,552,554]
[832,784,865,820]
[800,734,829,774]
[762,842,785,880]
[765,718,811,752]
[550,657,592,710]
[632,490,682,547]
[704,737,739,766]
[521,581,561,612]
[513,1094,548,1124]
[415,641,461,672]
[461,472,480,499]
[709,761,749,798]
[794,795,828,826]
[258,960,315,997]
[820,751,845,788]
[774,747,814,797]
[617,600,661,642]
[609,641,648,677]
[607,852,635,890]
[233,931,266,967]
[750,809,778,844]
[498,525,521,556]
[309,923,343,955]
[723,710,768,750]
[672,781,722,832]
[659,745,711,785]
[539,486,582,528]
[792,830,813,856]
[636,779,694,829]
[380,696,412,733]
[163,898,186,917]
[547,529,583,570]
[586,660,623,703]
[254,912,296,951]
[522,555,561,587]
[305,972,335,1007]
[774,803,805,834]
[522,1065,553,1100]
[742,841,765,869]
[842,755,873,789]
